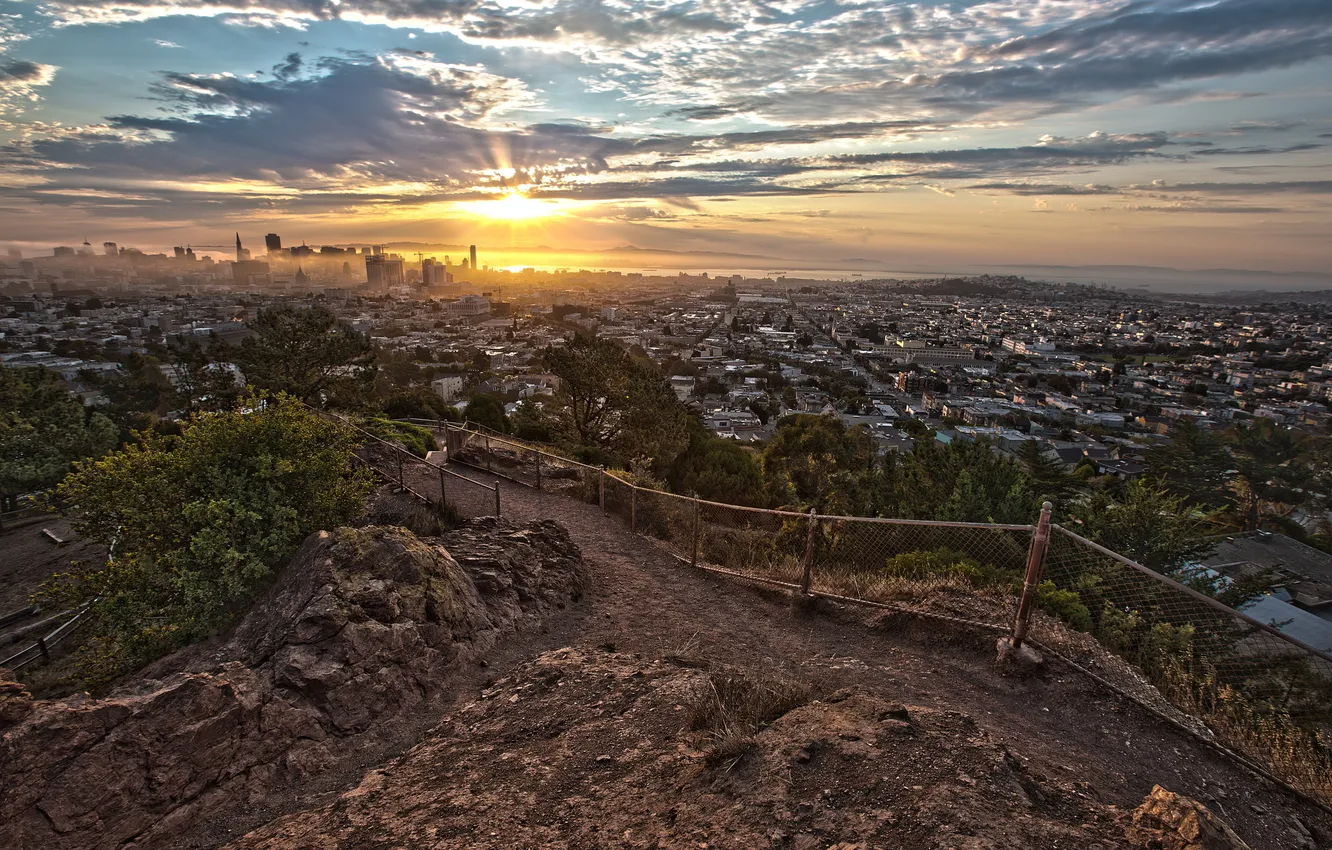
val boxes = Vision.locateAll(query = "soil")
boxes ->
[202,464,1332,850]
[0,517,104,615]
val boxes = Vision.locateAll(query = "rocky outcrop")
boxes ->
[1126,785,1251,850]
[0,519,584,850]
[232,648,1135,850]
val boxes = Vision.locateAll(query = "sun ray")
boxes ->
[461,191,558,221]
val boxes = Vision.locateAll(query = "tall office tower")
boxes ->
[234,232,251,262]
[103,242,117,256]
[421,258,452,286]
[174,246,186,258]
[265,233,282,254]
[365,253,404,289]
[469,245,477,271]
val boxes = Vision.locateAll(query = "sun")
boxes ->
[463,191,555,221]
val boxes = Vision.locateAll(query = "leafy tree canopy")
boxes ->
[0,366,117,509]
[541,334,689,472]
[762,414,875,513]
[43,394,374,686]
[669,423,765,507]
[1069,477,1216,572]
[231,306,374,406]
[465,392,510,434]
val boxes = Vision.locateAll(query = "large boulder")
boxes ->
[0,519,585,850]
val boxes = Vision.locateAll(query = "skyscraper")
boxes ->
[103,241,117,256]
[235,233,251,262]
[265,233,282,254]
[365,253,404,290]
[421,258,452,286]
[469,244,477,271]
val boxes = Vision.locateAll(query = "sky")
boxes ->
[0,0,1330,275]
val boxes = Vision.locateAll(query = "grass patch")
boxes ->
[689,669,814,770]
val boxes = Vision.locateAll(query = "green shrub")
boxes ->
[360,417,435,458]
[40,394,375,689]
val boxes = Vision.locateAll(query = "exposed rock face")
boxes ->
[0,669,33,727]
[1126,785,1252,850]
[0,519,584,850]
[232,648,1134,850]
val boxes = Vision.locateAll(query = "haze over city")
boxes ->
[0,0,1330,284]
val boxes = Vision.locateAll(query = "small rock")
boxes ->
[1125,785,1252,850]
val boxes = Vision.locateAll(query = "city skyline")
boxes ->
[0,1,1330,275]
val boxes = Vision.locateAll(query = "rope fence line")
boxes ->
[414,417,1332,805]
[0,602,96,671]
[317,409,502,519]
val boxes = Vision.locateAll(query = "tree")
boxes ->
[541,335,688,471]
[884,438,1035,524]
[465,392,509,433]
[761,414,875,513]
[0,366,117,511]
[100,353,175,435]
[510,399,554,442]
[1016,440,1076,505]
[168,339,240,415]
[1146,419,1230,508]
[380,388,459,422]
[231,306,374,406]
[668,425,765,506]
[44,394,374,686]
[1069,478,1215,572]
[1224,418,1307,531]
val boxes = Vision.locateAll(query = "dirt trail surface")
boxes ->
[326,459,1329,850]
[0,517,105,614]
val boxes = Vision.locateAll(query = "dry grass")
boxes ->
[689,669,814,770]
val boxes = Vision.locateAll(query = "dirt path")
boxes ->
[406,460,1331,850]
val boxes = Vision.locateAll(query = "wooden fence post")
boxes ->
[494,483,502,517]
[484,435,492,473]
[438,467,448,513]
[1011,501,1054,649]
[800,508,818,595]
[691,494,701,567]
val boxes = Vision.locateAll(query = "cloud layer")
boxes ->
[0,0,1327,265]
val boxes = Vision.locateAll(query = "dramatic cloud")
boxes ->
[3,52,623,191]
[0,60,58,124]
[0,0,1329,269]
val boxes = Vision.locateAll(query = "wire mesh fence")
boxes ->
[810,519,1034,626]
[1035,526,1332,802]
[417,419,1332,804]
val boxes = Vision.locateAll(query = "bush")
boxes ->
[41,394,375,688]
[465,393,509,434]
[361,417,436,458]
